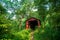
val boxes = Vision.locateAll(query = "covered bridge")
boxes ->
[26,17,41,30]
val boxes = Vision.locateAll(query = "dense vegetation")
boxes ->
[0,0,60,40]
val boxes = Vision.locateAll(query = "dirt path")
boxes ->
[29,31,34,40]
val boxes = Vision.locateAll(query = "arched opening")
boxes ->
[29,20,38,30]
[26,17,41,30]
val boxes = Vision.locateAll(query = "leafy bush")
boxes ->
[33,26,56,40]
[13,29,31,40]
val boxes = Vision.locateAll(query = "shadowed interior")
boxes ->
[29,20,38,30]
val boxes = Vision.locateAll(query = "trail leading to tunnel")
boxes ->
[29,31,34,40]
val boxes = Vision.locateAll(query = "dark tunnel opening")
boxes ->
[29,20,38,30]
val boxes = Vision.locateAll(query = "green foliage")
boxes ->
[12,29,31,40]
[0,4,6,14]
[33,26,56,40]
[0,0,60,40]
